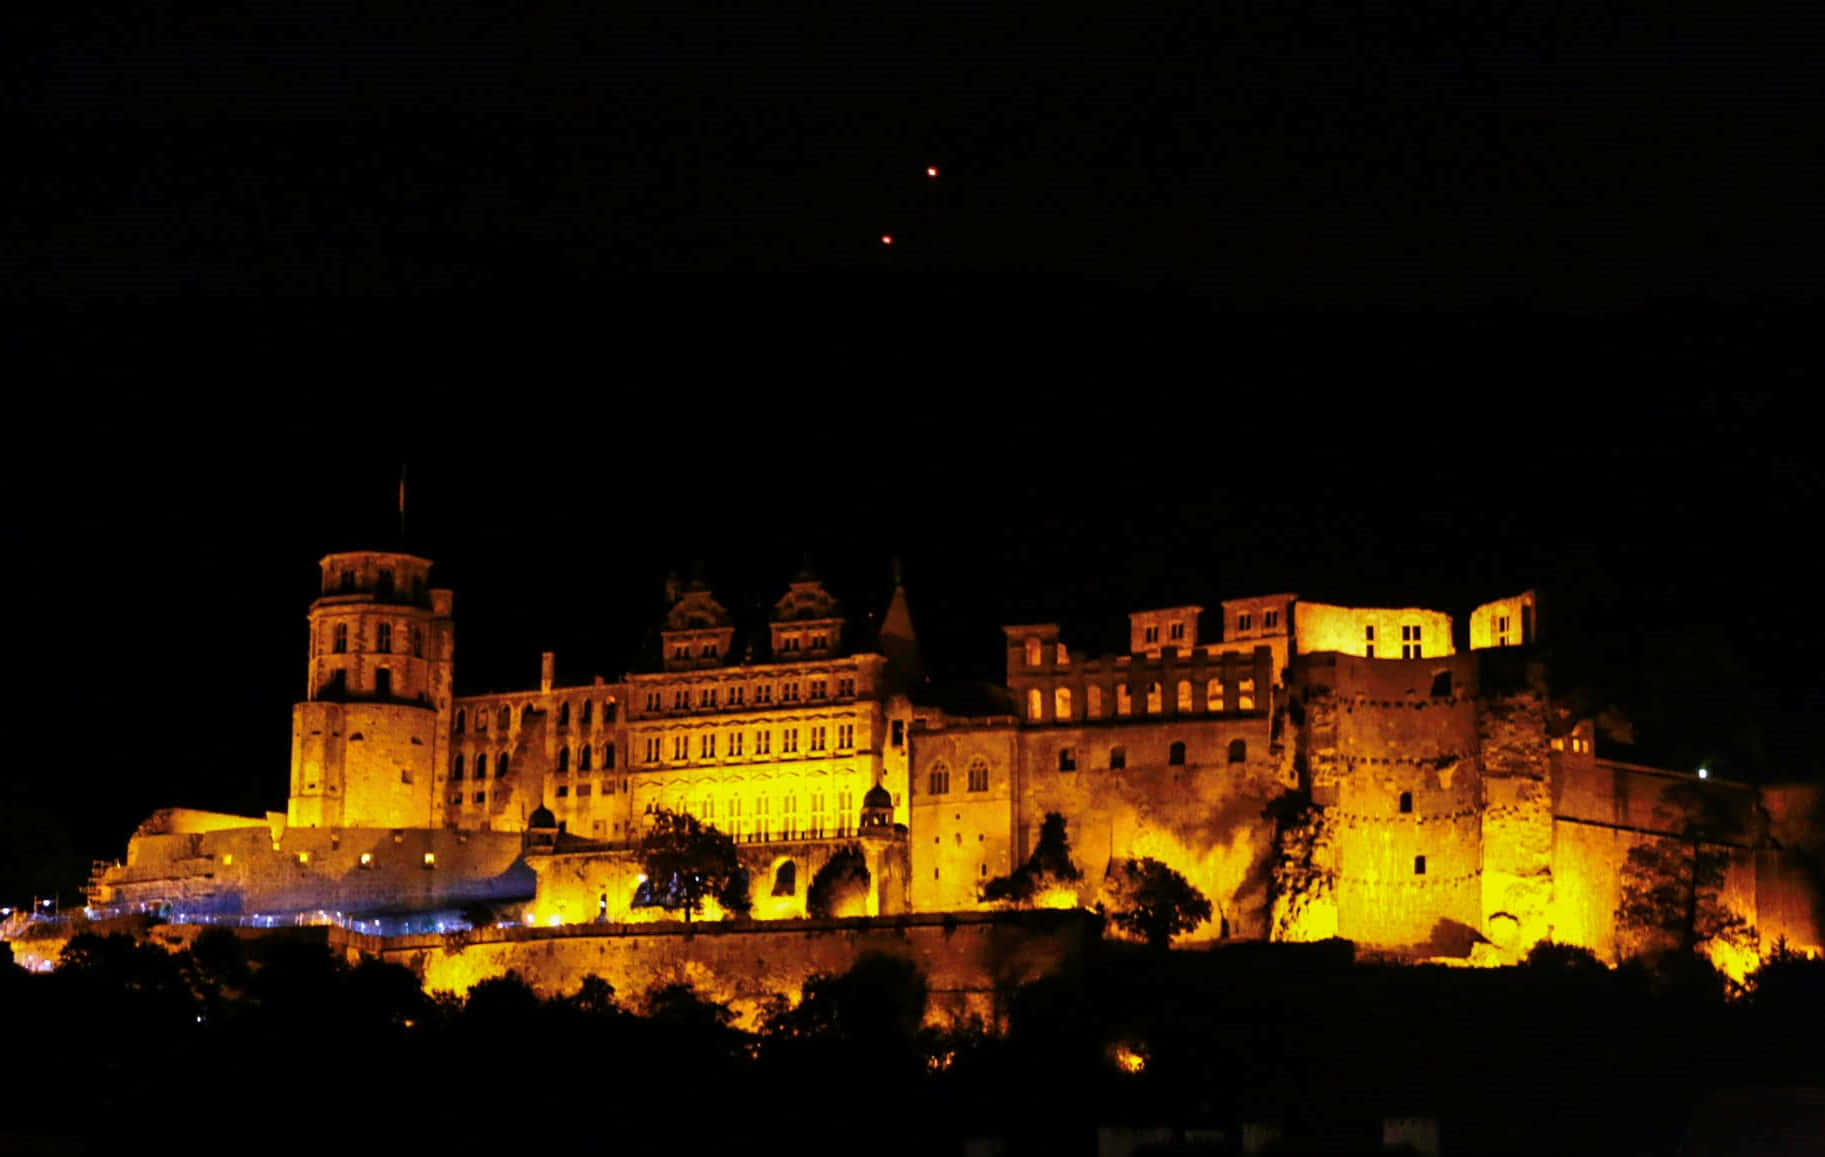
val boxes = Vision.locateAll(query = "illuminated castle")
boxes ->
[88,549,1823,968]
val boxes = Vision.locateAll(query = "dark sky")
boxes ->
[6,2,1823,899]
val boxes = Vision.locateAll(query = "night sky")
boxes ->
[7,3,1823,900]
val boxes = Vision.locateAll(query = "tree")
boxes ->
[805,845,872,919]
[637,808,749,921]
[1104,857,1212,949]
[763,953,929,1045]
[1614,780,1757,961]
[981,812,1082,906]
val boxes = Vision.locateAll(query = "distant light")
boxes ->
[926,166,939,178]
[880,234,893,246]
[1113,1044,1147,1074]
[360,852,374,865]
[1698,767,1709,780]
[547,913,563,927]
[423,852,436,867]
[636,873,647,883]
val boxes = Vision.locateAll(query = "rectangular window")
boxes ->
[837,723,854,748]
[1264,609,1279,629]
[700,734,716,759]
[1495,614,1511,645]
[783,681,800,701]
[1144,625,1159,644]
[645,737,661,763]
[757,730,772,755]
[376,622,392,653]
[1237,612,1252,632]
[1169,621,1185,640]
[672,735,688,761]
[700,687,716,708]
[891,720,905,746]
[729,732,744,757]
[756,684,772,704]
[673,689,689,709]
[809,679,827,700]
[1402,624,1422,659]
[729,685,745,706]
[556,785,569,798]
[1117,685,1132,716]
[645,691,661,711]
[783,728,799,753]
[473,792,486,804]
[411,626,424,657]
[837,676,855,697]
[809,725,826,751]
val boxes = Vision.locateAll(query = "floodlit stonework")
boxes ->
[75,552,1823,990]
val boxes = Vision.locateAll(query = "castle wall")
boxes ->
[1475,655,1555,954]
[97,827,533,918]
[289,700,441,829]
[1294,602,1454,659]
[377,909,1098,1028]
[909,723,1022,913]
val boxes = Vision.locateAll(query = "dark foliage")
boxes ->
[1104,858,1213,949]
[638,808,749,921]
[1614,781,1756,960]
[982,812,1082,905]
[805,844,872,919]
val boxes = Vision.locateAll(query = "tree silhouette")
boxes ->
[1105,857,1212,949]
[805,845,872,918]
[1615,780,1757,960]
[982,812,1082,905]
[638,808,749,921]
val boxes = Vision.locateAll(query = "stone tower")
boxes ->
[287,551,455,829]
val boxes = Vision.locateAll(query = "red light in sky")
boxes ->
[927,166,939,178]
[881,234,894,245]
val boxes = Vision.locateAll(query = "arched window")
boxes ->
[772,861,798,897]
[581,700,593,725]
[452,754,464,781]
[1054,686,1072,720]
[1117,685,1133,716]
[496,752,509,777]
[970,757,991,788]
[1146,682,1162,714]
[1227,739,1246,764]
[1176,681,1192,712]
[580,744,592,771]
[455,709,466,734]
[1028,688,1044,721]
[1087,685,1103,718]
[411,626,424,658]
[1168,741,1187,766]
[558,702,571,728]
[522,704,534,726]
[1399,791,1413,813]
[604,700,618,722]
[928,762,950,795]
[1206,679,1223,712]
[557,747,570,773]
[473,757,487,781]
[603,743,616,770]
[1025,637,1043,667]
[497,705,510,731]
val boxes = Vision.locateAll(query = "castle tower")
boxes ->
[287,551,455,830]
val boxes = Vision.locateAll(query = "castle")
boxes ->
[84,548,1823,975]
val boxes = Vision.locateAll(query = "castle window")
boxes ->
[782,635,801,652]
[377,569,395,598]
[674,645,690,661]
[339,569,354,592]
[810,679,827,700]
[783,681,800,701]
[1237,678,1256,711]
[701,733,717,758]
[1057,748,1075,773]
[1414,855,1427,875]
[1117,685,1133,716]
[473,792,486,804]
[1364,624,1375,659]
[1495,614,1511,646]
[604,700,617,722]
[809,725,826,752]
[455,709,466,733]
[452,754,464,781]
[375,668,392,698]
[1028,689,1044,722]
[1430,671,1452,698]
[673,735,688,760]
[837,723,853,749]
[580,744,592,771]
[1176,680,1192,712]
[1401,624,1422,659]
[700,687,715,708]
[1227,739,1246,764]
[644,737,661,763]
[675,689,689,709]
[929,763,950,795]
[756,683,773,704]
[1086,685,1103,718]
[1168,741,1187,767]
[785,727,800,753]
[522,705,534,726]
[558,702,571,728]
[837,677,854,698]
[810,633,828,650]
[1237,612,1252,632]
[1025,636,1043,667]
[1055,687,1072,720]
[1056,643,1069,666]
[498,706,511,731]
[1207,679,1224,712]
[473,759,487,781]
[411,626,423,658]
[581,700,593,725]
[1264,609,1279,630]
[1399,791,1413,813]
[333,624,348,653]
[1146,682,1162,714]
[1109,745,1126,770]
[961,757,988,789]
[1144,625,1159,645]
[730,731,745,756]
[1170,621,1185,641]
[701,641,717,658]
[558,747,570,773]
[892,720,905,746]
[496,752,509,777]
[757,730,771,755]
[773,861,797,897]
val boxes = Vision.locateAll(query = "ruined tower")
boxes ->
[287,551,455,829]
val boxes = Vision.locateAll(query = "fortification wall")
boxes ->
[99,827,533,917]
[376,909,1099,1028]
[1476,654,1555,956]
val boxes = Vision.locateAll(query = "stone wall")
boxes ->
[372,909,1100,1028]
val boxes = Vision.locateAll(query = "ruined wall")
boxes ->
[1293,603,1454,659]
[378,909,1099,1028]
[96,827,533,917]
[1476,653,1555,957]
[1294,652,1483,953]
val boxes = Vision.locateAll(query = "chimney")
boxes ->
[540,651,555,694]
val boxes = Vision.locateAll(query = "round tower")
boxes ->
[287,551,455,830]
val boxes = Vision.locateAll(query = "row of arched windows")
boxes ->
[455,699,618,735]
[450,752,510,781]
[1053,739,1246,771]
[555,743,617,772]
[1027,678,1256,722]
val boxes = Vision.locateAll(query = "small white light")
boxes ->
[1698,768,1709,780]
[547,914,562,927]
